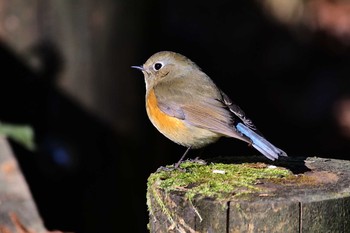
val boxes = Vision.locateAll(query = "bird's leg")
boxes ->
[174,146,191,169]
[247,139,253,147]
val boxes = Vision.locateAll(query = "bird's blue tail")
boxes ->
[236,123,287,160]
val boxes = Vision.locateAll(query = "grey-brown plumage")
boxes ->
[132,51,287,162]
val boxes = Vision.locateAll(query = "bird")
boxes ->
[132,51,287,168]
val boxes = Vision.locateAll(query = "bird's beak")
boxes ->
[131,65,144,71]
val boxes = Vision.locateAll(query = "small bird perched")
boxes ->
[132,51,287,167]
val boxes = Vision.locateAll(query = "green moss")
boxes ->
[0,122,35,151]
[148,161,291,201]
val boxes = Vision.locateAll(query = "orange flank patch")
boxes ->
[146,89,186,138]
[145,88,221,148]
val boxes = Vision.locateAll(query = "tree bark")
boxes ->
[0,136,47,233]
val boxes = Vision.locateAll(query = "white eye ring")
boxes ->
[153,62,164,71]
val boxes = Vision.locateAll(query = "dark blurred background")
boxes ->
[0,0,350,232]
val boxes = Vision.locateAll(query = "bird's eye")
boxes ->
[153,62,163,71]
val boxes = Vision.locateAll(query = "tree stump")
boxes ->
[147,156,350,233]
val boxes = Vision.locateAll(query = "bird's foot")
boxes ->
[188,157,207,165]
[156,157,207,172]
[156,165,185,172]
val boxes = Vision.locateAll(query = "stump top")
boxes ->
[148,156,350,203]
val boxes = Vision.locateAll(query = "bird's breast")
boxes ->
[145,88,221,148]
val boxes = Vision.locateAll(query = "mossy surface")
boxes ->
[147,161,292,201]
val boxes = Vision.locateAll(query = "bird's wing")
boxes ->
[154,84,251,142]
[220,91,262,135]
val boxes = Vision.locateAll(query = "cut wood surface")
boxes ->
[147,156,350,233]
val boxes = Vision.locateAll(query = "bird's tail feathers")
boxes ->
[236,123,287,161]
